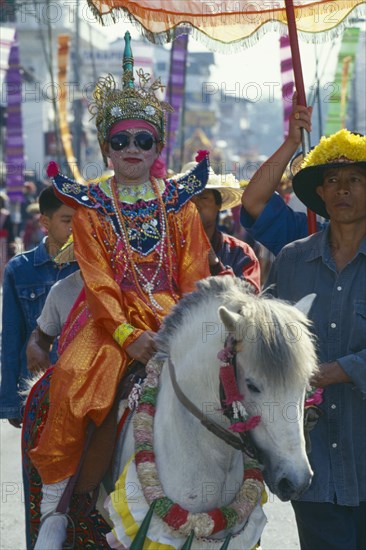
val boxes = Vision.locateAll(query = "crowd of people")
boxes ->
[0,179,52,290]
[1,30,365,550]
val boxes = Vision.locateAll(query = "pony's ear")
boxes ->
[294,294,316,317]
[218,306,242,332]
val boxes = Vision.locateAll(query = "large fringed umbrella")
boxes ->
[86,0,365,232]
[87,0,364,47]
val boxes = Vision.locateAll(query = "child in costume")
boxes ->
[30,32,214,549]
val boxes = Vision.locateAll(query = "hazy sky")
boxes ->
[207,33,342,99]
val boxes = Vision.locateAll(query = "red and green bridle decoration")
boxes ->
[218,335,261,434]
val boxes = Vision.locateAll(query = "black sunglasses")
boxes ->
[109,131,157,152]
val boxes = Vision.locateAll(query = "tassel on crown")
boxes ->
[89,31,173,151]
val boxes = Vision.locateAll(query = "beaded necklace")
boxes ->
[110,177,178,316]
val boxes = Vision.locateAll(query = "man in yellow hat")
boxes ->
[265,129,366,550]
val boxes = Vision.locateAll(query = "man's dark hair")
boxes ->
[38,186,64,216]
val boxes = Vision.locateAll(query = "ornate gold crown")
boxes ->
[89,31,173,152]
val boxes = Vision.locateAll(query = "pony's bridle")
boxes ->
[167,337,260,457]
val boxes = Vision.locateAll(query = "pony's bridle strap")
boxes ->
[167,357,248,452]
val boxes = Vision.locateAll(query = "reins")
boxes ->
[167,350,257,455]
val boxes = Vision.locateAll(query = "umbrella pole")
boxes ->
[285,0,317,234]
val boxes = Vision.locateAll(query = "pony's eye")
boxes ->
[246,382,260,393]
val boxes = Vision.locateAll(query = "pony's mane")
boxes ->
[156,276,254,351]
[237,291,317,388]
[156,276,317,387]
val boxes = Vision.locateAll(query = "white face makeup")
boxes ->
[107,127,161,185]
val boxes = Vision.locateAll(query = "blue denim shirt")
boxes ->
[265,227,366,505]
[0,238,78,419]
[240,192,326,255]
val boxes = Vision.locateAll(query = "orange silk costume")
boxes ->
[30,165,211,484]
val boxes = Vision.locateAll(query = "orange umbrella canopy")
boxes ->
[87,0,365,47]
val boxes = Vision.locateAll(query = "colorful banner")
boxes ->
[324,27,361,136]
[5,31,25,203]
[87,0,365,48]
[280,35,294,138]
[0,26,15,105]
[162,34,189,171]
[57,34,83,181]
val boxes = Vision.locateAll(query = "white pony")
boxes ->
[104,276,318,549]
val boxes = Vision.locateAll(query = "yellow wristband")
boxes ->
[113,323,135,347]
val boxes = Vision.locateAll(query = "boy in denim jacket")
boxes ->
[0,186,77,426]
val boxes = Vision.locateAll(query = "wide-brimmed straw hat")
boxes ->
[292,129,366,219]
[178,161,245,210]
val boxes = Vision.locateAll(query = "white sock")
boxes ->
[34,478,70,550]
[34,514,68,550]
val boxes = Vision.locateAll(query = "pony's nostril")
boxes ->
[277,478,295,501]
